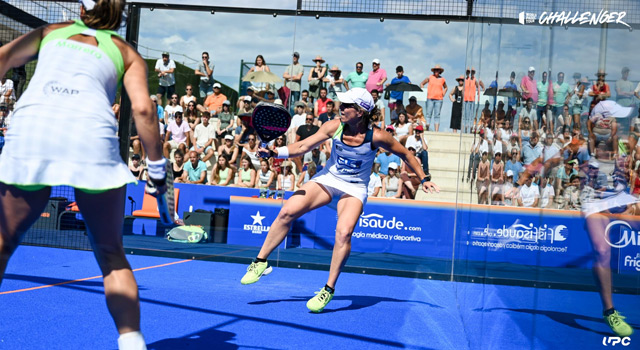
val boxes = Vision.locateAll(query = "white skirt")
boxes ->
[311,170,368,204]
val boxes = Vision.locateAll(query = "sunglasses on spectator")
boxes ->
[202,56,208,59]
[415,130,422,133]
[356,66,363,69]
[186,88,192,91]
[171,97,178,100]
[306,118,313,121]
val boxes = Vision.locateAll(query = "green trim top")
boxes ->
[332,122,345,139]
[40,20,125,79]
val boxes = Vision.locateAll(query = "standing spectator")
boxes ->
[164,93,182,125]
[172,150,185,183]
[371,89,386,128]
[366,58,387,94]
[386,66,411,110]
[539,176,555,208]
[163,111,191,159]
[552,72,570,126]
[324,65,346,105]
[476,151,490,204]
[233,155,257,188]
[308,56,326,103]
[617,67,635,107]
[520,66,538,107]
[571,77,589,130]
[518,175,540,207]
[345,62,368,89]
[590,69,610,112]
[283,52,304,108]
[420,64,447,132]
[210,156,235,186]
[180,84,197,110]
[181,150,208,184]
[318,101,338,125]
[195,51,214,99]
[191,112,216,164]
[382,162,403,198]
[449,75,464,133]
[464,67,484,133]
[0,75,15,105]
[504,71,519,122]
[128,154,144,180]
[248,55,271,91]
[375,148,401,180]
[490,152,504,205]
[536,71,551,130]
[155,52,176,105]
[314,87,332,118]
[199,83,227,116]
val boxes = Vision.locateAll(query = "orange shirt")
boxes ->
[426,75,446,100]
[464,77,477,102]
[204,93,227,114]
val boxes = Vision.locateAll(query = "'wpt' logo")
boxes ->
[624,253,640,272]
[518,12,537,25]
[43,81,79,96]
[602,336,631,346]
[604,220,640,248]
[243,211,270,234]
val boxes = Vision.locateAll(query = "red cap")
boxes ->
[415,125,424,131]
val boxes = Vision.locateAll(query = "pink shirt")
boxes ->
[366,68,387,93]
[520,76,538,103]
[167,120,191,144]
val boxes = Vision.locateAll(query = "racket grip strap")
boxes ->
[276,146,289,159]
[147,158,167,180]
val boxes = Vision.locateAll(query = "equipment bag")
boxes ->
[166,225,208,243]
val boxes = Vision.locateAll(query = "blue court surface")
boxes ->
[1,246,638,350]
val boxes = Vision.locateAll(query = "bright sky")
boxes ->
[138,3,640,131]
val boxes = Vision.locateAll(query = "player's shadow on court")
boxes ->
[146,327,239,350]
[249,295,442,313]
[474,307,639,336]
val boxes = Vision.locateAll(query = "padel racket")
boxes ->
[153,161,176,226]
[251,102,292,157]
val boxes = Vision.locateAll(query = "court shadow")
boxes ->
[249,295,442,313]
[146,327,238,350]
[2,273,111,289]
[473,307,639,336]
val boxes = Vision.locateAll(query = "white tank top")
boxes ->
[320,123,377,186]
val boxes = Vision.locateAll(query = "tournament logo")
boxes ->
[623,253,640,272]
[43,81,80,97]
[243,211,270,234]
[604,220,640,249]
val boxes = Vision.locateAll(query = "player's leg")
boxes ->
[74,187,142,336]
[241,181,332,284]
[0,183,51,283]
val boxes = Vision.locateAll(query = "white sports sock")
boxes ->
[118,331,147,350]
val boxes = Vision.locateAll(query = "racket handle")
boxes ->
[258,141,271,158]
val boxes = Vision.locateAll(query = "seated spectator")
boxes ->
[519,98,537,130]
[314,87,332,118]
[191,112,216,164]
[540,176,555,208]
[562,174,582,210]
[294,114,320,173]
[518,175,539,207]
[390,100,405,125]
[172,150,185,183]
[240,134,261,169]
[129,154,144,180]
[542,132,562,177]
[180,84,197,110]
[303,147,326,170]
[382,162,403,198]
[505,148,523,184]
[477,151,490,204]
[182,150,208,184]
[467,129,488,183]
[318,101,338,125]
[522,131,543,165]
[394,111,413,145]
[199,83,227,115]
[556,158,578,193]
[150,95,164,123]
[375,147,401,180]
[297,162,317,189]
[277,161,296,192]
[237,88,256,110]
[235,113,256,145]
[506,134,520,158]
[368,169,382,197]
[210,156,235,186]
[232,155,257,188]
[163,111,191,159]
[491,152,504,205]
[371,89,386,128]
[503,170,517,206]
[184,100,200,130]
[385,125,397,140]
[405,96,426,128]
[400,147,422,199]
[256,159,276,191]
[270,135,286,174]
[164,93,182,125]
[217,134,239,170]
[588,112,617,157]
[215,101,235,147]
[288,102,307,144]
[0,75,15,104]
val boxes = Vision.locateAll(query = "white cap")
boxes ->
[80,0,96,10]
[528,66,535,72]
[372,58,381,64]
[213,83,222,88]
[224,134,234,140]
[588,159,600,168]
[388,162,398,170]
[243,96,252,102]
[336,88,375,112]
[591,100,633,119]
[274,99,283,106]
[506,170,514,177]
[222,100,230,106]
